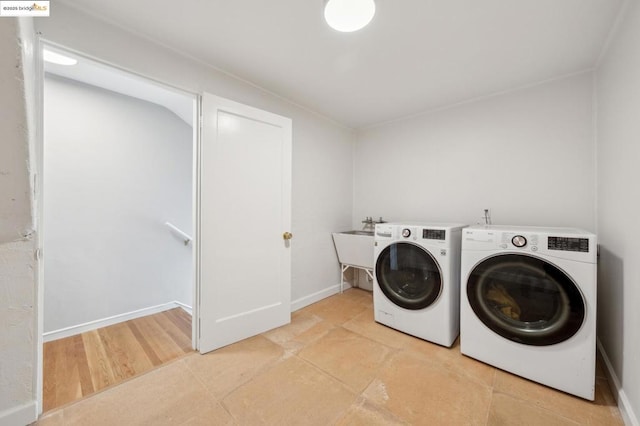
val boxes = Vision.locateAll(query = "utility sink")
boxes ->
[332,230,375,269]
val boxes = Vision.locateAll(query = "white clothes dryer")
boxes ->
[374,222,466,347]
[460,225,597,400]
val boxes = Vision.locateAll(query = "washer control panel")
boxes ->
[401,227,447,241]
[501,232,539,251]
[375,223,458,245]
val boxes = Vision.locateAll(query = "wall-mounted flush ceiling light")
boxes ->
[43,49,78,66]
[324,0,376,32]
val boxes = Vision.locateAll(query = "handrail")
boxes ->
[165,222,192,246]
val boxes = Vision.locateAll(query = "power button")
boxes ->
[512,235,527,248]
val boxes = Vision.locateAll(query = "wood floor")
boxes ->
[43,308,193,412]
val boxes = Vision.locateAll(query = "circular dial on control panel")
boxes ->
[402,228,411,238]
[511,235,527,247]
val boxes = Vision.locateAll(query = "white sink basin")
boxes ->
[332,230,375,269]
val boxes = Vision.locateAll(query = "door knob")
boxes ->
[283,232,293,240]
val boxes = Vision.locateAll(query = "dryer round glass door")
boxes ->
[466,254,585,346]
[375,242,442,310]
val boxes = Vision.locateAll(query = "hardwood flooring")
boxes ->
[43,308,193,412]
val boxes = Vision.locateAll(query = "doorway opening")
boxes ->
[39,43,198,412]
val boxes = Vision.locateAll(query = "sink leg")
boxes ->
[365,269,374,281]
[340,265,372,293]
[340,264,349,293]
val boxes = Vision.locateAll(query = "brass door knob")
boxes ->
[283,232,293,240]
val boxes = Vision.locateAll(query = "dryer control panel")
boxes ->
[548,236,589,253]
[462,225,596,263]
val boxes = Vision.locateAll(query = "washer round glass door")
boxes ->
[467,254,585,346]
[375,242,442,310]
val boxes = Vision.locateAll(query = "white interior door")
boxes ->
[198,93,292,353]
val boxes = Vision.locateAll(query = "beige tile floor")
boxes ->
[35,289,623,425]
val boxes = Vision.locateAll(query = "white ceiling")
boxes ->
[59,0,624,128]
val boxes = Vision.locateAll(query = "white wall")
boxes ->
[43,75,193,333]
[290,113,354,302]
[0,19,33,244]
[35,3,354,308]
[596,0,640,423]
[0,18,38,425]
[354,73,596,232]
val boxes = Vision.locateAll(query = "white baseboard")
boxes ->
[290,283,351,312]
[0,401,37,426]
[174,301,193,315]
[43,301,193,342]
[597,339,639,426]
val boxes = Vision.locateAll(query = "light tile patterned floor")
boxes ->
[35,289,624,425]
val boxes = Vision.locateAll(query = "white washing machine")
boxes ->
[374,222,466,347]
[460,225,597,400]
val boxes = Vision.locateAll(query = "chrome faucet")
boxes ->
[362,217,385,230]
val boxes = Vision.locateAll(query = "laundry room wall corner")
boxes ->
[290,115,355,306]
[595,0,640,424]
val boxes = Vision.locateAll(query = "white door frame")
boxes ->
[33,39,200,416]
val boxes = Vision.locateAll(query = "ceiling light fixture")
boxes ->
[43,49,78,66]
[324,0,376,32]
